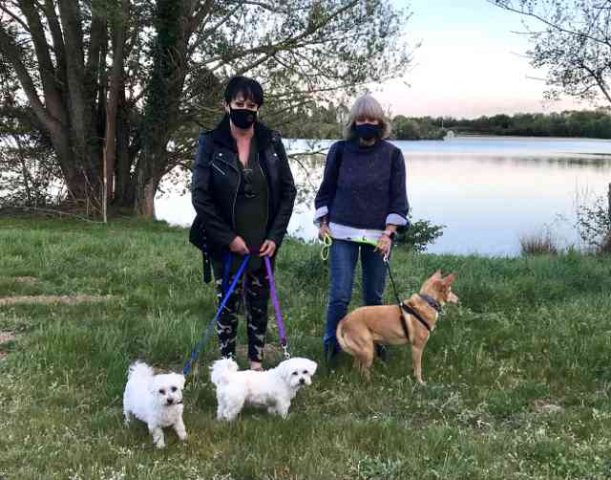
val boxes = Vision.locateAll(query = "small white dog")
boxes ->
[210,357,317,421]
[123,361,187,449]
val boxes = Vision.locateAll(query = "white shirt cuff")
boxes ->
[385,213,407,226]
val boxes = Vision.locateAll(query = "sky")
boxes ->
[374,0,586,118]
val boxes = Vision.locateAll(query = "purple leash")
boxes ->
[263,255,290,359]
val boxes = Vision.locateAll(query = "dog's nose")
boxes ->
[299,378,305,385]
[167,398,174,405]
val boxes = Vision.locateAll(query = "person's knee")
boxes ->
[329,280,353,304]
[329,291,350,306]
[364,296,383,306]
[363,285,384,305]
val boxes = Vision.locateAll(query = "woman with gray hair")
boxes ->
[314,94,409,362]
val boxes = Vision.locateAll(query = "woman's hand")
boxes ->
[318,223,331,240]
[229,235,250,255]
[259,239,277,257]
[376,233,392,258]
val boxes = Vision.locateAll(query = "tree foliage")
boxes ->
[281,104,611,140]
[392,115,446,140]
[0,0,412,217]
[492,0,611,105]
[441,109,611,138]
[575,190,611,250]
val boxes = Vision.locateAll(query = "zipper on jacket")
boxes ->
[256,152,270,233]
[211,162,226,176]
[214,150,240,231]
[231,173,240,231]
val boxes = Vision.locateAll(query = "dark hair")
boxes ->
[224,76,264,107]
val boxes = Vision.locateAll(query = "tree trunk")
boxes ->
[132,0,189,218]
[134,171,160,218]
[113,92,135,208]
[104,0,129,201]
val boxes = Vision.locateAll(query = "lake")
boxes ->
[155,136,611,256]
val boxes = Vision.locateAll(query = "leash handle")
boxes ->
[320,233,332,261]
[264,255,289,354]
[183,255,251,376]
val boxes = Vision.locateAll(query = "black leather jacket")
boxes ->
[191,116,296,256]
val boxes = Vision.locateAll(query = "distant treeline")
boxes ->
[388,110,611,140]
[277,104,611,140]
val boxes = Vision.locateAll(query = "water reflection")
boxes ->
[156,137,611,256]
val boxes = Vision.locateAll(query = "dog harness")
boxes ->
[399,300,435,337]
[385,259,440,340]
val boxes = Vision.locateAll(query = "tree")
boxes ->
[0,0,412,217]
[491,0,611,106]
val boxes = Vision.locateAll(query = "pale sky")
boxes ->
[374,0,586,118]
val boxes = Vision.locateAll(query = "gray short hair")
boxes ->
[343,94,392,140]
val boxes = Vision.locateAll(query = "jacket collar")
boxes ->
[210,114,275,151]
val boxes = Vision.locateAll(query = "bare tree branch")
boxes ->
[0,25,59,131]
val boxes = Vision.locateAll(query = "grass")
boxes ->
[1,217,611,479]
[519,232,559,256]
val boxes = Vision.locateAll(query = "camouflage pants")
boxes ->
[212,256,270,363]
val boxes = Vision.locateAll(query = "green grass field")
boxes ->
[1,218,610,479]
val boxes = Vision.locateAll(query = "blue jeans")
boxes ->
[323,239,387,354]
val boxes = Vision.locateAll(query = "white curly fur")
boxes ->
[122,361,187,448]
[210,357,317,421]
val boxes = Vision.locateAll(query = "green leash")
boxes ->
[320,234,380,261]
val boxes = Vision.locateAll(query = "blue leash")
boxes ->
[182,255,251,376]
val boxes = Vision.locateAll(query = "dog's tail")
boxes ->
[210,358,239,386]
[127,360,154,380]
[336,319,358,356]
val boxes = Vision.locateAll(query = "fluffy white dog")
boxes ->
[123,361,187,449]
[210,357,317,421]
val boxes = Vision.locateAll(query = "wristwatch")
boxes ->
[382,230,396,240]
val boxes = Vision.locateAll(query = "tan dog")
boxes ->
[336,271,458,384]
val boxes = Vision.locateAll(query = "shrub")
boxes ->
[575,190,611,253]
[395,217,444,252]
[520,232,559,255]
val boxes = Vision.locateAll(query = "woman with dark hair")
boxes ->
[314,94,409,362]
[191,76,296,370]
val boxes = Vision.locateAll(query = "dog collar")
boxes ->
[418,294,442,313]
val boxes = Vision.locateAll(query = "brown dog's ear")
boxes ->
[443,273,456,285]
[432,270,442,279]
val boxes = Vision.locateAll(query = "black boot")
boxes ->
[324,342,340,368]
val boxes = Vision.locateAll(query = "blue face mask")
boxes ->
[355,123,382,141]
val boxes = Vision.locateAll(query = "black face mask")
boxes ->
[230,108,257,129]
[355,123,382,141]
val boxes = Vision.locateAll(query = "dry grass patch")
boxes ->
[0,294,115,306]
[13,276,38,285]
[532,399,564,414]
[0,330,17,360]
[520,232,559,255]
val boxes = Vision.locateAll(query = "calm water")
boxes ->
[156,136,611,256]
